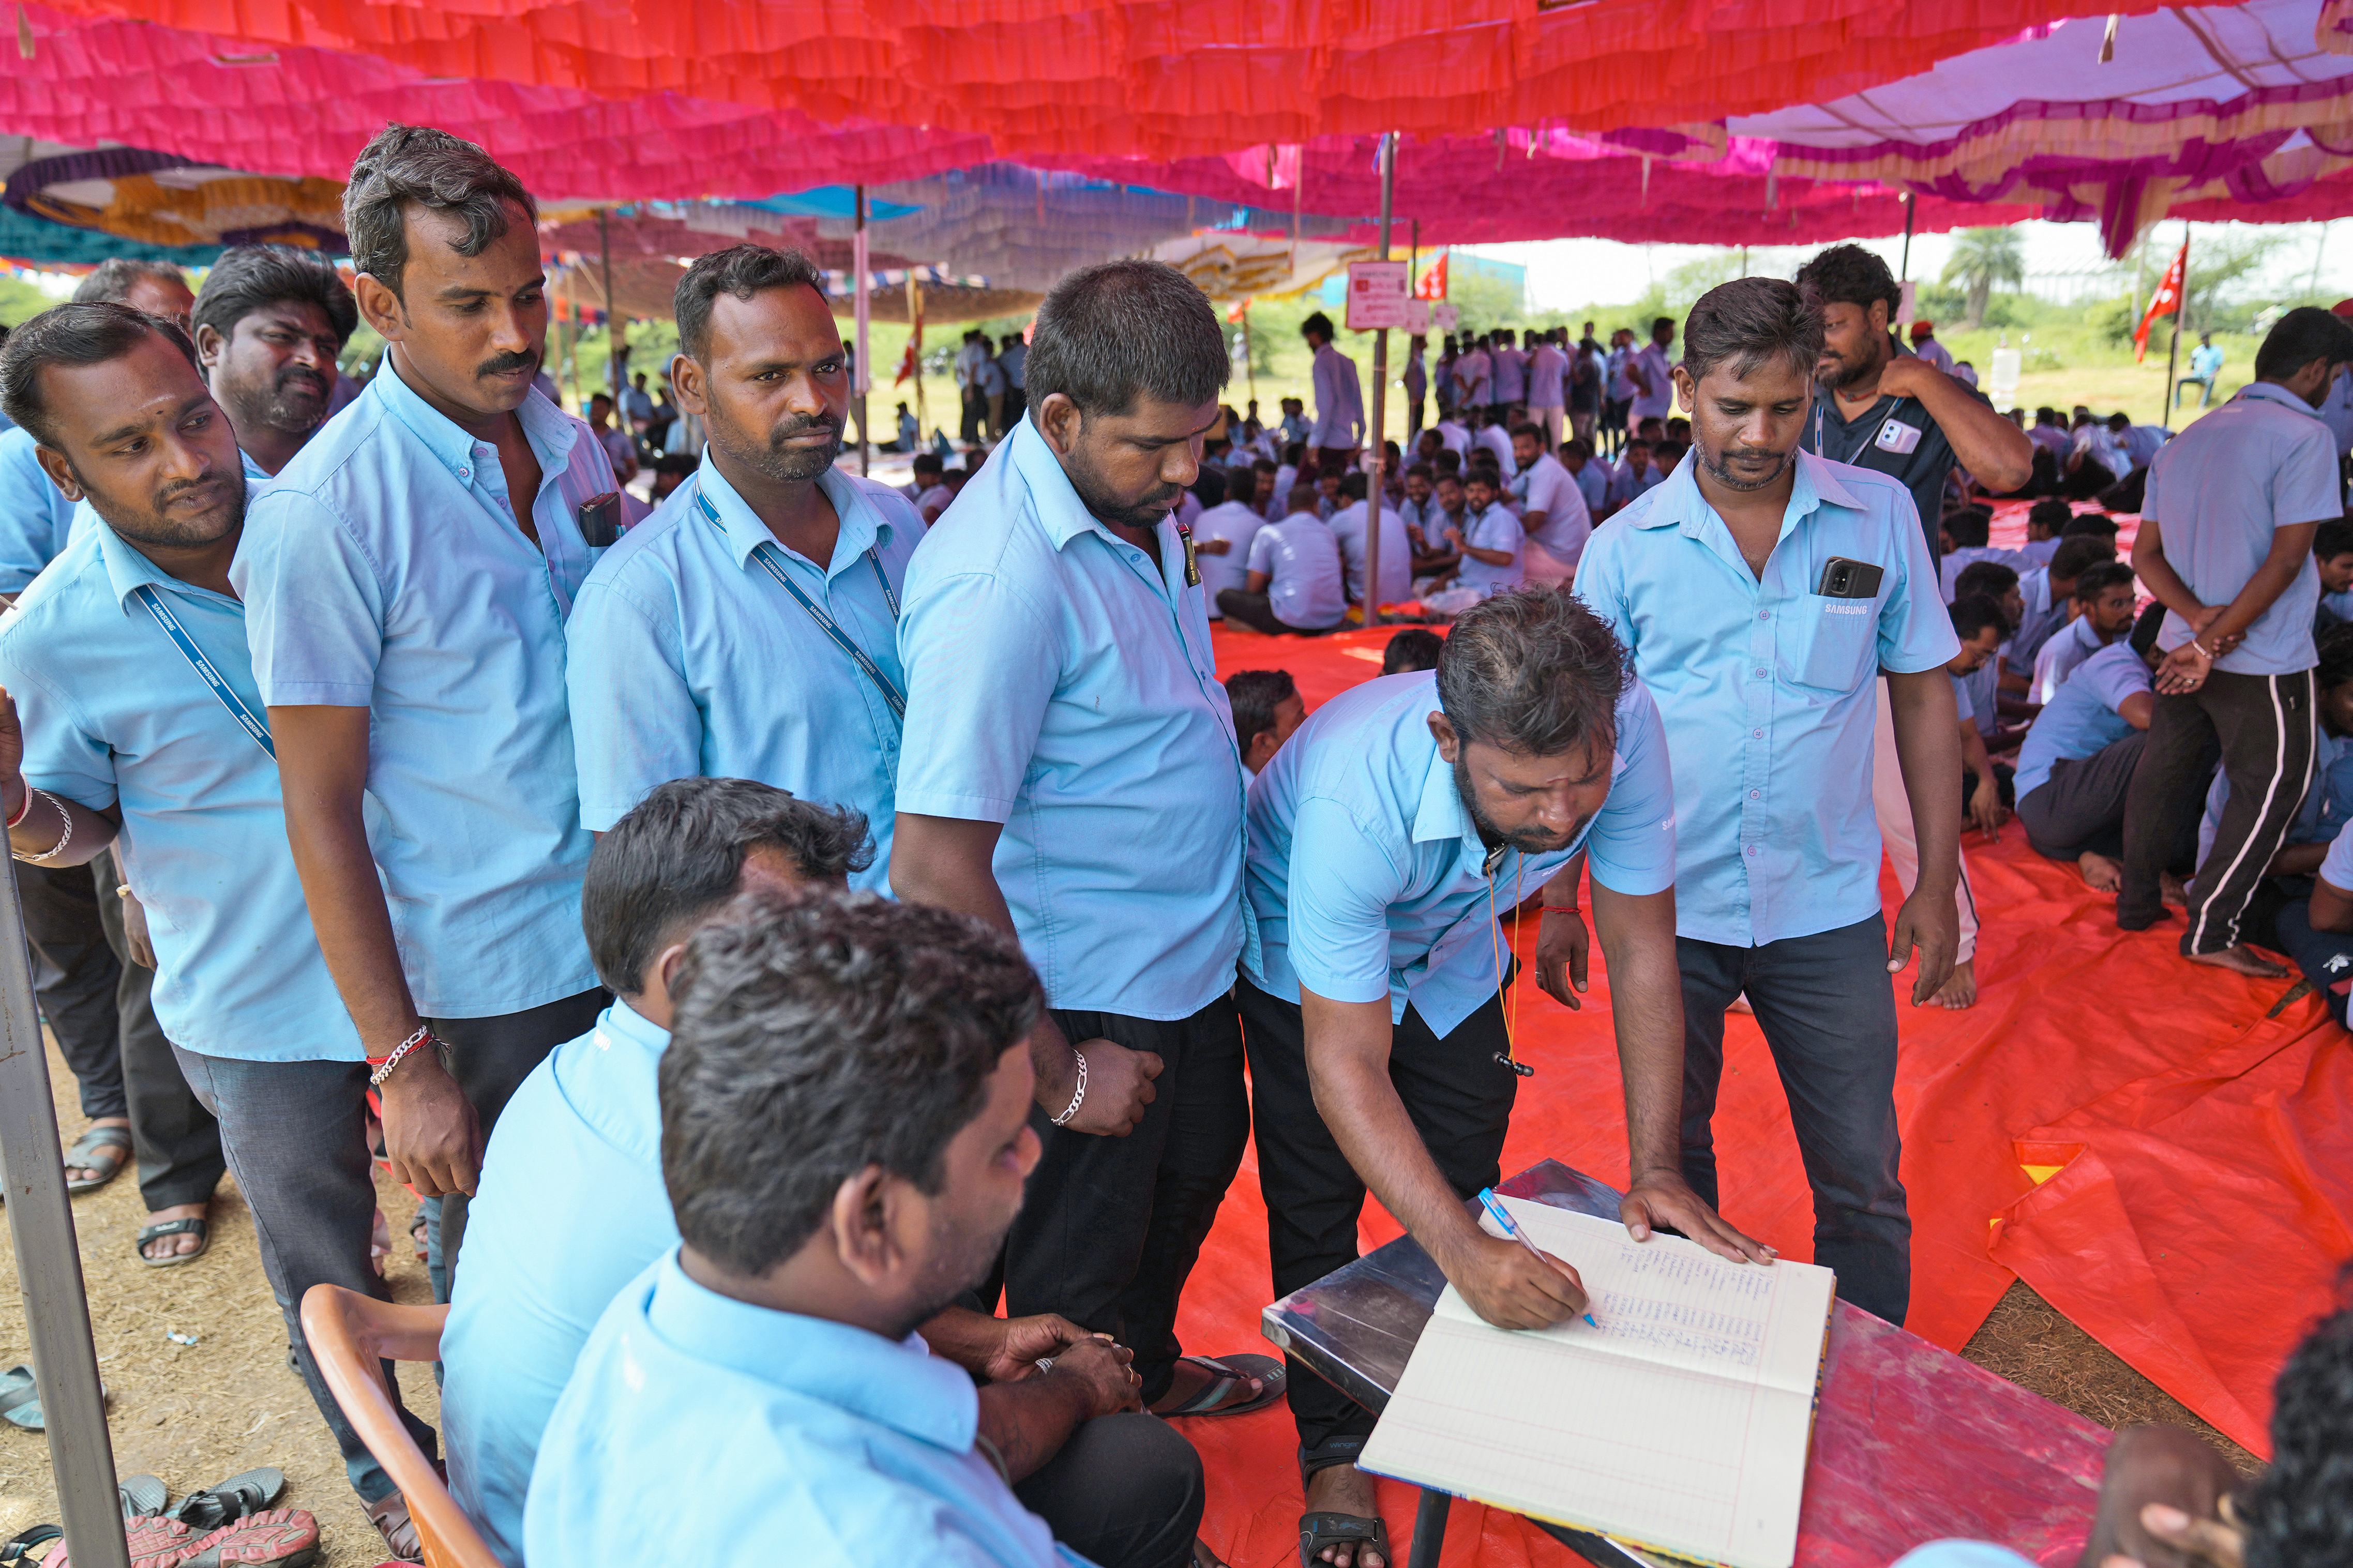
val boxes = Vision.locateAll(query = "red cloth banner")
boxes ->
[2134,240,2187,362]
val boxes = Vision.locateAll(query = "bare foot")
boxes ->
[1302,1465,1388,1568]
[140,1200,208,1261]
[2185,945,2289,979]
[1930,958,1979,1009]
[2161,872,2191,908]
[2077,852,2123,893]
[1149,1357,1263,1415]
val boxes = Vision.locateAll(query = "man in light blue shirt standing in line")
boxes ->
[1238,590,1770,1564]
[1575,278,1964,1329]
[566,245,918,889]
[0,304,434,1553]
[1302,309,1365,476]
[235,127,618,1341]
[894,260,1280,1427]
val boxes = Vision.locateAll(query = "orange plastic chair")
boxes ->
[297,1284,502,1568]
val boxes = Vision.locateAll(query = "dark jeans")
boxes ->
[1239,978,1517,1467]
[2121,668,2315,953]
[420,988,609,1302]
[2020,731,2212,870]
[1214,587,1338,637]
[997,996,1249,1407]
[960,388,985,444]
[1014,1411,1204,1568]
[174,1048,423,1504]
[1676,915,1910,1326]
[2276,899,2353,1025]
[1602,398,1631,454]
[23,854,221,1210]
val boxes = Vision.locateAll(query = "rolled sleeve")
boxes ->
[1584,683,1677,896]
[1874,491,1962,674]
[2083,652,2151,712]
[234,492,386,707]
[1286,796,1407,1006]
[895,571,1057,824]
[566,579,698,832]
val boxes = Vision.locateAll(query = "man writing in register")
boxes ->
[1238,588,1771,1568]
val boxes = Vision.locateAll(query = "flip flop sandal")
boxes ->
[1298,1512,1391,1568]
[119,1474,168,1520]
[0,1526,61,1567]
[169,1469,285,1531]
[174,1510,319,1568]
[62,1126,132,1194]
[1157,1353,1288,1418]
[136,1217,209,1269]
[0,1365,108,1433]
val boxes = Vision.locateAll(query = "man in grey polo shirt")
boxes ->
[2120,307,2353,972]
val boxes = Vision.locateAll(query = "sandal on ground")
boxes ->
[0,1365,40,1431]
[365,1490,421,1563]
[62,1126,132,1194]
[169,1468,284,1530]
[1298,1513,1390,1568]
[176,1510,319,1568]
[0,1526,60,1567]
[56,1517,192,1568]
[136,1217,209,1269]
[119,1473,168,1520]
[1156,1353,1288,1418]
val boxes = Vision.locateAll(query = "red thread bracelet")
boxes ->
[5,788,31,830]
[1539,905,1581,916]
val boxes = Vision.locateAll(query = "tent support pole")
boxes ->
[854,186,872,477]
[1898,193,1914,281]
[2165,222,2189,414]
[1364,131,1396,630]
[0,847,130,1568]
[598,208,622,406]
[1241,304,1257,408]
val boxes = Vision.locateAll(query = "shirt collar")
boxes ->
[693,452,886,574]
[595,996,670,1055]
[97,478,262,613]
[1004,416,1167,555]
[1632,447,1858,540]
[2235,380,2330,420]
[238,447,269,483]
[643,1252,978,1452]
[369,355,578,484]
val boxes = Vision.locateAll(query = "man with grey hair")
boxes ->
[1238,586,1767,1567]
[894,258,1281,1440]
[566,243,922,889]
[70,258,195,326]
[234,131,619,1537]
[1576,276,1963,1336]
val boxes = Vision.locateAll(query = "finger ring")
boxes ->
[115,885,131,898]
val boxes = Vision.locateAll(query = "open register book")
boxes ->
[1357,1196,1836,1568]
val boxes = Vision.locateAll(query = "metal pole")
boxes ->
[1241,304,1257,408]
[0,850,131,1568]
[2165,223,2189,416]
[1898,193,1915,281]
[854,186,872,477]
[1364,132,1395,629]
[905,272,927,439]
[597,208,621,406]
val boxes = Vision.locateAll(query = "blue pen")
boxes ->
[1476,1188,1598,1327]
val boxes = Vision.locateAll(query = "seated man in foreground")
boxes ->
[526,892,1204,1568]
[1239,587,1770,1568]
[447,779,1200,1567]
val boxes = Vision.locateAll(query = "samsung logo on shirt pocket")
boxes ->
[1822,601,1874,615]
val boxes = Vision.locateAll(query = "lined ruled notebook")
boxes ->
[1358,1197,1835,1568]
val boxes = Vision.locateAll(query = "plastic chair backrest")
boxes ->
[297,1284,502,1568]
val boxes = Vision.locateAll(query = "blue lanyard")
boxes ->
[132,585,273,758]
[696,488,904,719]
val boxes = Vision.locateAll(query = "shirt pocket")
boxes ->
[1786,595,1882,694]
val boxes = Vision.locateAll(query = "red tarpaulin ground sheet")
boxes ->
[1183,617,2345,1564]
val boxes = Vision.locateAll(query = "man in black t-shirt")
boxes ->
[1795,245,2033,560]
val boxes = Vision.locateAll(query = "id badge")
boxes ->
[1874,418,1922,456]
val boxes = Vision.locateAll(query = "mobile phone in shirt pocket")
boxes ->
[1789,590,1882,692]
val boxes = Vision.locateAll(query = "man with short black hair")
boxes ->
[236,126,620,1347]
[1224,669,1303,775]
[1326,469,1409,611]
[526,891,1208,1568]
[2031,559,2137,702]
[1242,588,1767,1565]
[191,245,357,478]
[1301,311,1364,476]
[1223,486,1347,634]
[894,258,1275,1427]
[1188,465,1261,620]
[1509,421,1588,583]
[566,244,919,892]
[2012,534,2116,672]
[2315,516,2353,624]
[2120,306,2353,972]
[1380,627,1443,675]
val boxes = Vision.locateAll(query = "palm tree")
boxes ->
[1940,228,2026,329]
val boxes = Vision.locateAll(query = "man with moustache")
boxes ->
[235,127,619,1348]
[567,245,921,889]
[192,246,358,478]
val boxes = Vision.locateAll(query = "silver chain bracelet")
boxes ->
[369,1025,436,1087]
[11,788,72,865]
[1049,1046,1089,1128]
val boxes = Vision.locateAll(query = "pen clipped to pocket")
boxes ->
[578,490,625,548]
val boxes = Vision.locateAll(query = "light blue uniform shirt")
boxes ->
[2142,382,2341,676]
[234,364,614,1017]
[2010,567,2067,666]
[1889,1545,2034,1568]
[0,503,358,1061]
[0,426,82,595]
[896,417,1249,1018]
[2198,728,2353,869]
[1573,459,1609,516]
[1327,499,1411,607]
[2322,812,2353,892]
[1242,671,1676,1038]
[565,455,916,887]
[1576,450,1958,947]
[1455,501,1525,595]
[1246,515,1347,629]
[2014,643,2150,801]
[525,1253,1089,1568]
[443,1000,676,1565]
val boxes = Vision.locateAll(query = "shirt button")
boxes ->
[1754,667,1768,679]
[1747,845,1760,856]
[1752,728,1764,738]
[457,467,470,479]
[1749,790,1761,799]
[1757,610,1771,621]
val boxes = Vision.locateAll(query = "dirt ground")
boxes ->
[1,1033,2261,1563]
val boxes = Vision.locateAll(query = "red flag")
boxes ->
[2134,241,2187,363]
[1415,253,1448,301]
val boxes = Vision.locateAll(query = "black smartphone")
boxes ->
[577,491,624,548]
[1815,557,1885,599]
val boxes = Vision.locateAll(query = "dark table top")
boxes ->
[1261,1160,2115,1568]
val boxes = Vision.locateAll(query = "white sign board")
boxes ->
[1431,302,1460,332]
[1346,260,1412,331]
[1989,346,2023,409]
[1402,298,1430,334]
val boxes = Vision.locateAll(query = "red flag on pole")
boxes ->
[2135,240,2188,363]
[1415,253,1448,300]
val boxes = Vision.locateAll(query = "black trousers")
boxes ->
[2120,667,2315,953]
[997,995,1249,1406]
[1214,587,1337,637]
[22,854,222,1211]
[1239,978,1518,1467]
[1014,1411,1204,1568]
[1676,915,1910,1326]
[420,987,609,1302]
[2019,730,2212,870]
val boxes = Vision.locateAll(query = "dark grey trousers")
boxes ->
[1013,1411,1204,1568]
[174,1048,424,1505]
[1676,914,1911,1326]
[2018,731,2148,862]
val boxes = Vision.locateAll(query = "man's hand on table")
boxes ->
[1445,1230,1588,1330]
[1620,1168,1778,1264]
[971,1313,1094,1383]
